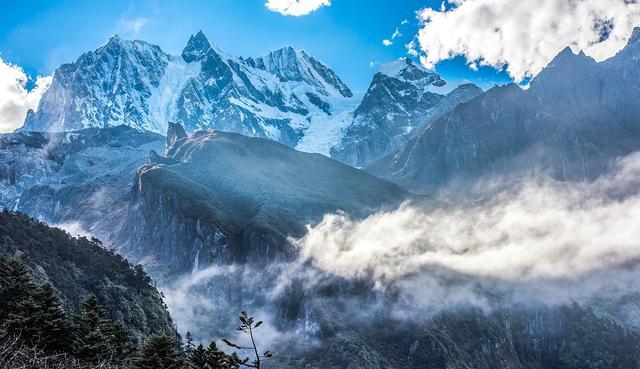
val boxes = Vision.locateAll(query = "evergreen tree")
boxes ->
[102,320,136,363]
[189,344,208,369]
[0,258,36,320]
[0,258,43,345]
[72,294,134,363]
[73,295,110,361]
[132,334,185,369]
[184,331,195,356]
[31,283,71,352]
[206,340,237,369]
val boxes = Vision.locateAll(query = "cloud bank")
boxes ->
[295,151,640,308]
[416,0,640,81]
[0,57,51,132]
[162,152,640,339]
[265,0,330,16]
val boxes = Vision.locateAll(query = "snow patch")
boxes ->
[148,57,202,133]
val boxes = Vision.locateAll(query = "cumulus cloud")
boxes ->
[382,39,393,46]
[416,0,640,81]
[0,57,51,133]
[294,151,640,308]
[265,0,331,16]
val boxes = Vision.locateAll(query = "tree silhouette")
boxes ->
[222,312,272,369]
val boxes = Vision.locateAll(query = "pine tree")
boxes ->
[184,331,195,356]
[0,258,41,343]
[131,334,185,369]
[31,283,70,352]
[102,320,136,363]
[206,340,236,369]
[72,295,113,362]
[189,344,208,369]
[0,258,36,319]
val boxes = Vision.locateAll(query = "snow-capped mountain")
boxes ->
[21,31,355,150]
[330,58,482,167]
[370,27,640,192]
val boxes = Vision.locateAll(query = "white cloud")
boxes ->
[295,151,640,307]
[117,17,148,36]
[0,56,51,133]
[406,39,419,56]
[265,0,331,16]
[382,28,403,47]
[416,0,640,81]
[391,27,402,39]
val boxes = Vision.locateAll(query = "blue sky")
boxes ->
[0,0,512,92]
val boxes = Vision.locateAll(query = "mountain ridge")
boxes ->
[20,31,356,152]
[369,27,640,192]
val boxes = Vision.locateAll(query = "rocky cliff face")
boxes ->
[370,28,640,193]
[124,125,407,274]
[0,126,164,246]
[21,31,355,152]
[331,58,482,167]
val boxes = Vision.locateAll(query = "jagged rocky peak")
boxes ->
[609,26,640,63]
[251,46,305,82]
[330,57,480,168]
[378,57,446,87]
[19,30,355,150]
[97,33,166,61]
[246,45,353,97]
[166,121,188,148]
[182,30,215,62]
[547,46,594,67]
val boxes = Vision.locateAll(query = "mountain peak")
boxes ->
[630,27,640,45]
[101,34,126,50]
[378,58,418,77]
[167,122,188,149]
[547,46,594,69]
[182,30,213,62]
[275,45,296,54]
[378,58,446,87]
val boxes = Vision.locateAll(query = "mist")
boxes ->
[161,151,640,342]
[293,151,640,310]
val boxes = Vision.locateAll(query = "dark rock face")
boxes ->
[123,183,231,277]
[20,32,354,149]
[126,125,407,274]
[331,58,482,167]
[370,28,640,192]
[166,121,187,148]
